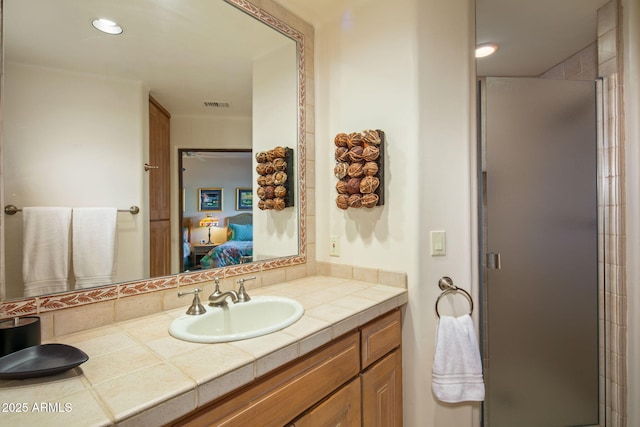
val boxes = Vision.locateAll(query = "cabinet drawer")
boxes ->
[174,331,360,427]
[360,309,401,369]
[290,377,361,427]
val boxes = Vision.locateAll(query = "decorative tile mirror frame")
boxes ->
[0,0,314,320]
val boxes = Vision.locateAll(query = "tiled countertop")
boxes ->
[0,276,407,426]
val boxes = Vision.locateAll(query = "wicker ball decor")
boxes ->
[361,193,379,208]
[362,145,380,162]
[264,185,275,200]
[348,194,362,208]
[334,162,348,179]
[336,194,349,210]
[274,185,287,198]
[272,198,286,210]
[347,163,364,178]
[255,146,294,210]
[347,132,364,148]
[255,151,268,163]
[263,162,275,175]
[346,177,361,194]
[363,161,379,176]
[335,147,349,162]
[273,158,287,171]
[334,133,349,147]
[256,186,267,200]
[273,171,288,185]
[359,176,379,194]
[333,129,384,209]
[362,129,381,145]
[347,146,364,163]
[336,180,349,194]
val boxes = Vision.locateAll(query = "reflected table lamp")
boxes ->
[199,215,219,244]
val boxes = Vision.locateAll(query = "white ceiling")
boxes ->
[475,0,610,76]
[274,0,610,76]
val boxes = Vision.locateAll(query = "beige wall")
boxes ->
[253,43,300,260]
[315,0,477,425]
[3,63,146,297]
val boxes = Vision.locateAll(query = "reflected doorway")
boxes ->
[178,149,252,272]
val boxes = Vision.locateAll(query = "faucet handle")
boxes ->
[211,276,223,298]
[236,276,256,302]
[178,288,207,315]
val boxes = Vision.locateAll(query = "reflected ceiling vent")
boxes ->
[203,101,231,108]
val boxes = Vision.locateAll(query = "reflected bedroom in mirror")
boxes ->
[179,150,254,272]
[1,0,304,302]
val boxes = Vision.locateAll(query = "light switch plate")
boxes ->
[330,235,340,257]
[430,230,446,256]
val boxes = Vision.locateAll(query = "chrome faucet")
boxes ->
[208,290,239,307]
[236,276,256,302]
[208,277,239,307]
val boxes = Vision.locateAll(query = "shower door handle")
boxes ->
[487,252,502,269]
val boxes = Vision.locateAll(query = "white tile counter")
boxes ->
[0,276,407,426]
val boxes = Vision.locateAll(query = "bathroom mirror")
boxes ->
[0,0,306,301]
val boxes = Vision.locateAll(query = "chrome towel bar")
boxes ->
[4,205,140,215]
[435,276,474,318]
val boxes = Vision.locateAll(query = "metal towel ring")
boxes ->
[435,276,473,318]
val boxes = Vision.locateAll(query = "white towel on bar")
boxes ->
[432,314,485,403]
[72,207,118,289]
[22,207,72,297]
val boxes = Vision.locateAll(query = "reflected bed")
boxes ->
[200,213,253,268]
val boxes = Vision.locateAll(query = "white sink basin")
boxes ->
[169,296,304,343]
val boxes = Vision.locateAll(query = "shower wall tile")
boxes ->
[598,0,617,36]
[539,42,597,80]
[598,1,626,423]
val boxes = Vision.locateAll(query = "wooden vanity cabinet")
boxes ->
[292,309,402,427]
[173,332,360,427]
[170,308,402,427]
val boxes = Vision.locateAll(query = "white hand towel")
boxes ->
[22,207,72,297]
[72,207,118,289]
[432,314,485,403]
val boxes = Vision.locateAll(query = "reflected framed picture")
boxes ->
[198,188,222,211]
[236,188,253,211]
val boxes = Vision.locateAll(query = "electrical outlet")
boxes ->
[330,235,340,257]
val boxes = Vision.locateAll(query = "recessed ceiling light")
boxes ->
[91,18,123,35]
[476,43,498,58]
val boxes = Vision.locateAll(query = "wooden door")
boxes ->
[149,96,171,277]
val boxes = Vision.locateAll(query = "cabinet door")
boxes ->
[292,377,361,427]
[361,348,402,427]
